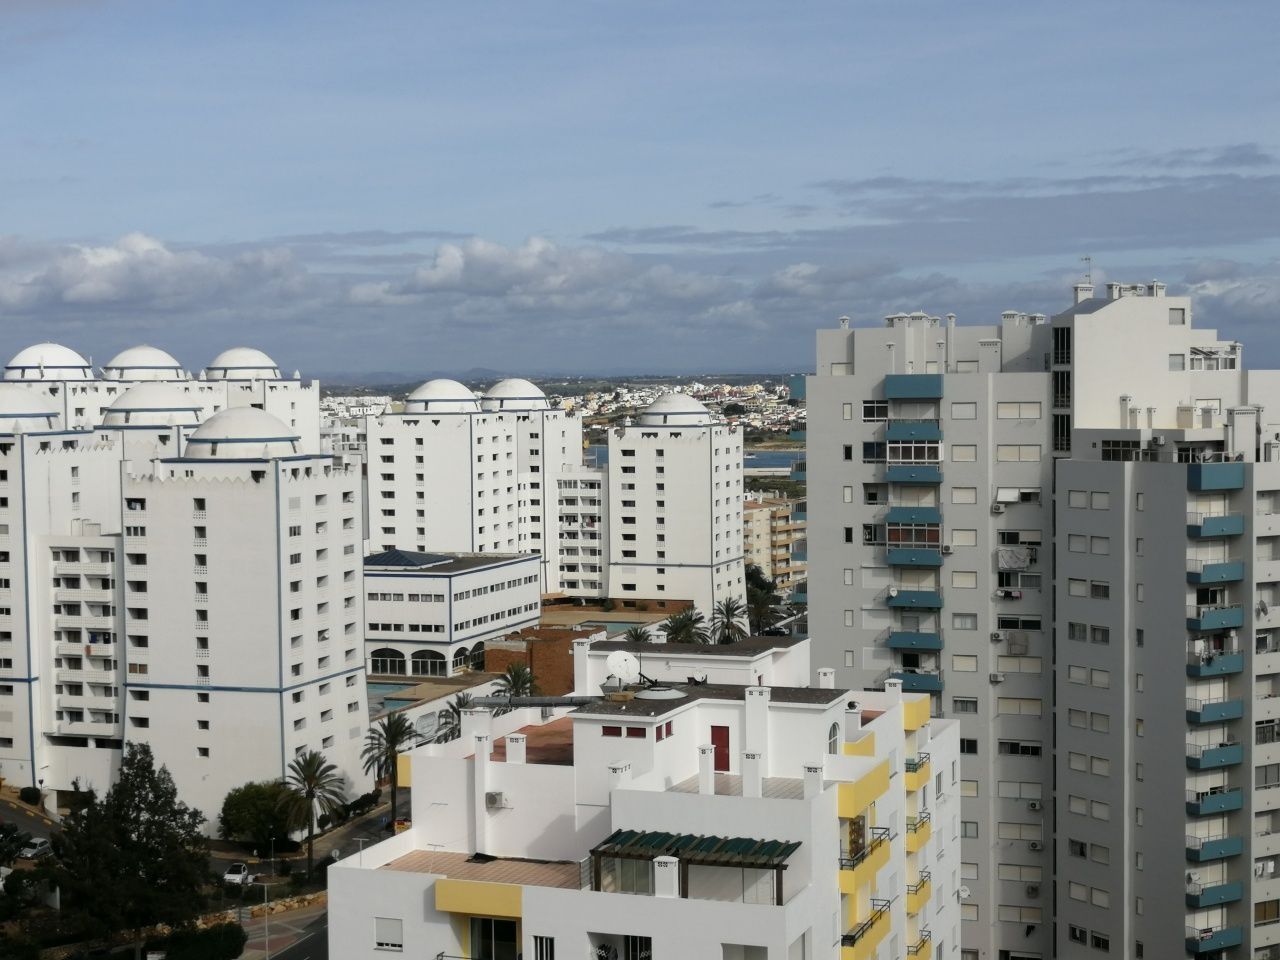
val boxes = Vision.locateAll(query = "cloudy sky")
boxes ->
[4,1,1280,378]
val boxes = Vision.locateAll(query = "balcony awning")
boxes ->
[591,828,801,869]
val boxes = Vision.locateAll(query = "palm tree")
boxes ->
[660,609,709,644]
[747,586,779,635]
[434,692,475,743]
[283,751,347,878]
[621,625,651,644]
[496,663,538,698]
[360,712,416,824]
[710,597,750,644]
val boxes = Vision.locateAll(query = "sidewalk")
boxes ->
[239,900,328,959]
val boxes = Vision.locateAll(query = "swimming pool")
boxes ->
[367,681,415,715]
[580,620,653,636]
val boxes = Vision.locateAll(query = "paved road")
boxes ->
[0,797,58,843]
[241,901,329,960]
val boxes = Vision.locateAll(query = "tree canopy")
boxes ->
[217,780,294,853]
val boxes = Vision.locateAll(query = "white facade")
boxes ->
[363,550,541,679]
[328,638,958,960]
[0,344,366,826]
[607,394,747,615]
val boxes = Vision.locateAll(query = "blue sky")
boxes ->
[4,1,1280,377]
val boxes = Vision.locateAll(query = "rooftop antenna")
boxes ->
[1080,255,1092,284]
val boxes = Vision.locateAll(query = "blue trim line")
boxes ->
[126,664,364,695]
[274,464,285,778]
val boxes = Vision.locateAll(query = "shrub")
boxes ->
[278,859,293,878]
[161,922,248,960]
[600,598,616,612]
[17,787,40,806]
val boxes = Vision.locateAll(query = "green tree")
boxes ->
[361,712,416,823]
[747,587,780,635]
[659,609,710,644]
[745,563,776,595]
[621,625,651,644]
[495,663,538,698]
[435,692,475,743]
[51,743,208,958]
[283,751,347,879]
[0,822,30,868]
[710,597,750,644]
[218,780,295,855]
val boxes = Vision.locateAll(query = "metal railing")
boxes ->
[906,870,932,894]
[1187,646,1241,665]
[1187,603,1242,619]
[1188,557,1241,572]
[907,929,933,956]
[839,826,890,871]
[1186,740,1239,758]
[904,753,931,773]
[841,898,891,946]
[906,811,932,833]
[1185,833,1233,851]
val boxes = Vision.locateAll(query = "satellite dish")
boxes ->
[958,885,971,900]
[415,713,440,741]
[606,650,642,685]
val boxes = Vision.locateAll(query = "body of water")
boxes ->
[586,445,800,469]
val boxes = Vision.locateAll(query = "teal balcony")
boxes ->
[1186,650,1244,678]
[886,548,943,568]
[789,459,806,482]
[792,501,806,522]
[787,374,806,401]
[1188,461,1246,491]
[888,590,943,610]
[886,464,942,484]
[792,581,807,605]
[884,374,943,400]
[885,420,942,441]
[887,631,942,652]
[1185,835,1243,862]
[1186,697,1244,724]
[792,539,807,562]
[788,429,806,442]
[1186,742,1242,769]
[1186,788,1244,816]
[891,670,943,693]
[1185,925,1242,953]
[1186,604,1244,631]
[885,506,941,525]
[1186,559,1245,585]
[1187,513,1245,538]
[1185,880,1243,908]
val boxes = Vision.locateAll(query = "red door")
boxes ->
[710,725,730,772]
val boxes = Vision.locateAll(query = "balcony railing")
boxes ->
[906,811,932,833]
[841,898,891,947]
[907,930,932,956]
[839,826,891,871]
[906,870,931,895]
[905,753,931,774]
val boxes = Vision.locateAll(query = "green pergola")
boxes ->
[590,828,801,905]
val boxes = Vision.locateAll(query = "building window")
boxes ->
[375,917,403,951]
[827,723,840,755]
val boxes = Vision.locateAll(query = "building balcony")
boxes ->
[1185,925,1242,953]
[904,754,931,792]
[885,506,941,525]
[1185,880,1243,908]
[54,561,114,577]
[885,420,942,442]
[1188,462,1246,491]
[886,548,943,568]
[1186,513,1244,538]
[839,826,890,894]
[792,501,806,522]
[907,930,932,958]
[887,631,942,652]
[788,429,806,442]
[892,671,943,693]
[888,590,943,610]
[1186,741,1242,769]
[1186,697,1243,724]
[1186,787,1244,816]
[905,873,931,915]
[1186,604,1244,631]
[885,464,942,484]
[58,668,114,686]
[55,641,115,658]
[905,813,931,854]
[789,460,806,482]
[1186,650,1244,678]
[884,374,943,400]
[1186,559,1245,585]
[1185,834,1243,862]
[841,898,890,960]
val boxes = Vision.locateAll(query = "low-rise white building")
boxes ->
[328,638,958,959]
[363,549,541,679]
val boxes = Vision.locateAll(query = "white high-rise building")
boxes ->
[0,341,368,825]
[606,393,747,615]
[804,282,1280,958]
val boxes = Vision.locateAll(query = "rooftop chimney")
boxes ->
[1073,282,1094,304]
[698,745,716,795]
[884,678,903,702]
[654,856,680,898]
[743,751,764,798]
[816,668,836,689]
[803,762,824,799]
[505,733,527,764]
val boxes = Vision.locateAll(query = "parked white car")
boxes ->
[18,837,51,860]
[223,862,254,885]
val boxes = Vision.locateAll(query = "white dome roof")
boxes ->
[101,382,202,428]
[102,345,185,381]
[404,379,481,414]
[4,343,94,382]
[638,392,714,426]
[203,347,281,381]
[181,407,301,460]
[0,384,62,433]
[481,378,549,412]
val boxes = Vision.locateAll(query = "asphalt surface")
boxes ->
[0,797,58,844]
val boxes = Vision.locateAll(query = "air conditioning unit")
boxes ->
[991,503,1005,514]
[941,544,953,555]
[1028,840,1043,851]
[1028,799,1042,811]
[1152,435,1167,446]
[888,586,900,597]
[484,791,506,810]
[990,631,1006,642]
[1026,883,1041,898]
[989,672,1006,683]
